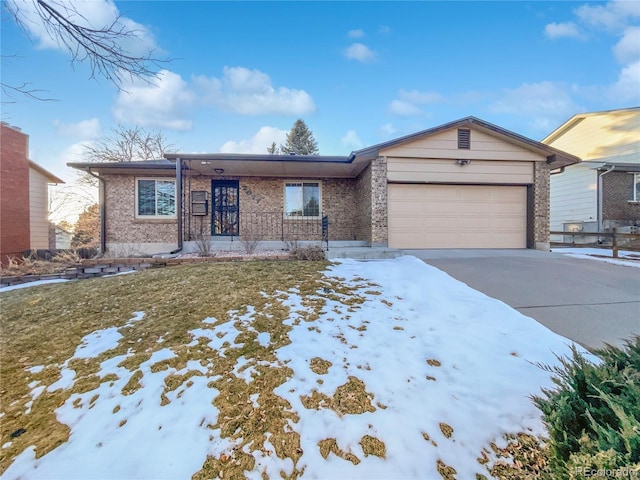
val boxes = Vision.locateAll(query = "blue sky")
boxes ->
[2,0,639,184]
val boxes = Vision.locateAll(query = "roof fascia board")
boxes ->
[29,160,65,184]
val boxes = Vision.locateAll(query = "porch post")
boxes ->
[176,157,183,251]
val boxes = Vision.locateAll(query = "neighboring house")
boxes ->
[0,123,64,264]
[543,107,640,238]
[49,223,72,250]
[68,117,578,256]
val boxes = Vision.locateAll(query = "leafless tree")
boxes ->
[79,125,176,188]
[84,125,175,163]
[48,182,97,224]
[2,0,167,101]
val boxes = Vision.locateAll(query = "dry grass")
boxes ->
[0,260,331,476]
[0,251,82,276]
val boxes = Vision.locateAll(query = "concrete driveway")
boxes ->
[410,249,640,351]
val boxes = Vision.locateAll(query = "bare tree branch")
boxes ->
[3,0,169,101]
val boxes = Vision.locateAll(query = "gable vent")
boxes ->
[458,129,471,149]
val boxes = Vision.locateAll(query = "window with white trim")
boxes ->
[136,178,176,218]
[284,182,321,217]
[633,173,640,202]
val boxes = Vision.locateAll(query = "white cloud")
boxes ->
[543,1,639,107]
[341,130,364,150]
[6,0,157,56]
[348,29,365,38]
[378,123,397,138]
[607,60,640,103]
[219,126,288,154]
[53,118,102,139]
[575,0,640,32]
[344,43,376,63]
[388,100,423,116]
[194,66,316,116]
[490,81,582,133]
[112,69,193,130]
[544,22,582,39]
[613,26,640,64]
[388,89,443,116]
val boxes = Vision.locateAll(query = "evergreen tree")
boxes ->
[280,119,319,155]
[72,204,100,248]
[267,142,280,154]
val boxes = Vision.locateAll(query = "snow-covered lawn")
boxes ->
[552,247,640,268]
[1,257,585,479]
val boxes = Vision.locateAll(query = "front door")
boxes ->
[212,180,239,236]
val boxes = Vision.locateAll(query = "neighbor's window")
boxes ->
[633,173,640,202]
[284,182,320,217]
[136,178,176,218]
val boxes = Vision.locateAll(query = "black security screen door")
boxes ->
[212,180,239,235]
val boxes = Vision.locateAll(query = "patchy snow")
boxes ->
[0,278,69,292]
[553,247,640,268]
[3,256,590,479]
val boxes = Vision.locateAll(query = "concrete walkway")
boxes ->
[410,249,639,351]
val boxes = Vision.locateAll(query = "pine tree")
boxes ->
[280,119,319,155]
[267,142,280,154]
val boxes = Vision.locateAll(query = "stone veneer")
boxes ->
[533,161,551,250]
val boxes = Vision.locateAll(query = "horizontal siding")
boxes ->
[387,158,533,184]
[550,165,598,230]
[546,110,640,160]
[29,169,50,249]
[381,128,545,161]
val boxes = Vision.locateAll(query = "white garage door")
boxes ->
[388,184,527,249]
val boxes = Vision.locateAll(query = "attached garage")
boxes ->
[388,184,527,248]
[354,118,582,250]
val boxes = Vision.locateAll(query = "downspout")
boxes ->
[84,168,106,254]
[598,165,615,231]
[171,157,183,254]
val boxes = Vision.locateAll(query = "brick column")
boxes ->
[370,156,388,246]
[533,161,550,251]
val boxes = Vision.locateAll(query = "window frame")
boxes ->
[632,173,640,203]
[283,180,322,219]
[135,177,177,219]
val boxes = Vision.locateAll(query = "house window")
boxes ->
[633,173,640,202]
[458,129,471,149]
[284,182,321,217]
[136,178,176,218]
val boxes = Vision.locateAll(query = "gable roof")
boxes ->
[68,116,581,176]
[29,161,64,184]
[542,107,640,145]
[353,116,580,168]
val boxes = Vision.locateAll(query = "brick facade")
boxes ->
[103,174,178,255]
[103,174,362,254]
[0,124,30,264]
[602,172,640,227]
[533,161,551,250]
[370,156,388,246]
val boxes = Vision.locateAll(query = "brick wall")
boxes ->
[103,174,178,251]
[602,172,640,225]
[0,124,30,264]
[533,161,551,250]
[354,164,373,243]
[370,156,388,245]
[103,174,360,253]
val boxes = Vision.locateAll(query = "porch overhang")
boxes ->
[165,153,370,178]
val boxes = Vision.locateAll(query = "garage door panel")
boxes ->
[388,184,526,249]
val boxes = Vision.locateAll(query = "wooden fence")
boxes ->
[550,228,640,258]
